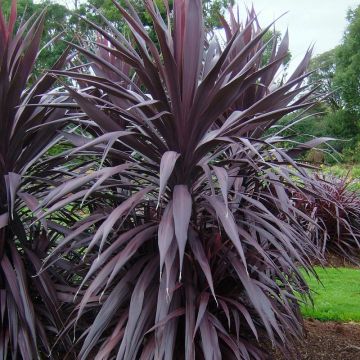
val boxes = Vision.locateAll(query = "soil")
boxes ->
[323,253,360,269]
[271,320,360,360]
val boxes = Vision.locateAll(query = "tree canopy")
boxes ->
[1,0,234,78]
[334,5,360,114]
[1,0,72,75]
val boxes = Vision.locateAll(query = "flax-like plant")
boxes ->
[294,174,360,262]
[0,1,72,357]
[42,1,331,358]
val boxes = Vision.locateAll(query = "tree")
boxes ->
[292,6,360,163]
[84,0,234,30]
[1,0,235,77]
[310,48,342,111]
[1,0,72,77]
[334,5,360,114]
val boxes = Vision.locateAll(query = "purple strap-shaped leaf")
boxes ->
[193,292,209,338]
[68,131,133,156]
[104,225,157,289]
[4,172,21,218]
[63,84,120,132]
[9,245,37,349]
[188,228,216,301]
[286,137,335,158]
[158,151,180,206]
[212,165,229,212]
[117,259,158,360]
[184,281,196,360]
[154,254,178,359]
[78,224,152,290]
[229,255,283,343]
[0,213,8,230]
[93,315,127,360]
[199,312,221,360]
[205,196,248,271]
[81,163,130,206]
[181,0,203,113]
[86,186,154,254]
[218,299,231,330]
[220,296,258,340]
[59,131,91,147]
[18,192,46,230]
[146,308,185,333]
[158,201,175,279]
[7,0,17,37]
[173,185,192,280]
[164,237,178,295]
[79,260,144,359]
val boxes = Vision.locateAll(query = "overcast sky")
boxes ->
[239,0,359,71]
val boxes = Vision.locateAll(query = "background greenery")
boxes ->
[292,5,360,166]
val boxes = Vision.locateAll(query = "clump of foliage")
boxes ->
[293,175,360,262]
[86,0,234,30]
[38,1,335,358]
[334,4,360,115]
[0,1,72,357]
[273,108,359,164]
[294,4,360,163]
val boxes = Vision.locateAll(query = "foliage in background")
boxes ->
[274,108,359,164]
[276,4,360,165]
[85,0,234,30]
[309,49,341,111]
[1,0,235,79]
[334,5,360,115]
[323,163,360,180]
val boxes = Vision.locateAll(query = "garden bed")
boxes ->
[274,320,360,360]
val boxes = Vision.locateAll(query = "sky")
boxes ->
[239,0,360,71]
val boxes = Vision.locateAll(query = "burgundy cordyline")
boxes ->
[22,0,336,359]
[294,174,360,262]
[0,1,73,358]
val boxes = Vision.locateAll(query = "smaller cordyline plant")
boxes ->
[293,173,360,262]
[0,0,73,358]
[40,1,331,359]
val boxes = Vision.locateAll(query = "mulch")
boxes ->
[309,253,360,269]
[322,253,360,269]
[271,319,360,360]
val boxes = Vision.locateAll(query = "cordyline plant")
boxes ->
[293,174,360,262]
[41,1,331,359]
[0,1,73,358]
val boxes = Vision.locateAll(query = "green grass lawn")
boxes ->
[321,164,360,191]
[300,266,360,322]
[322,164,360,179]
